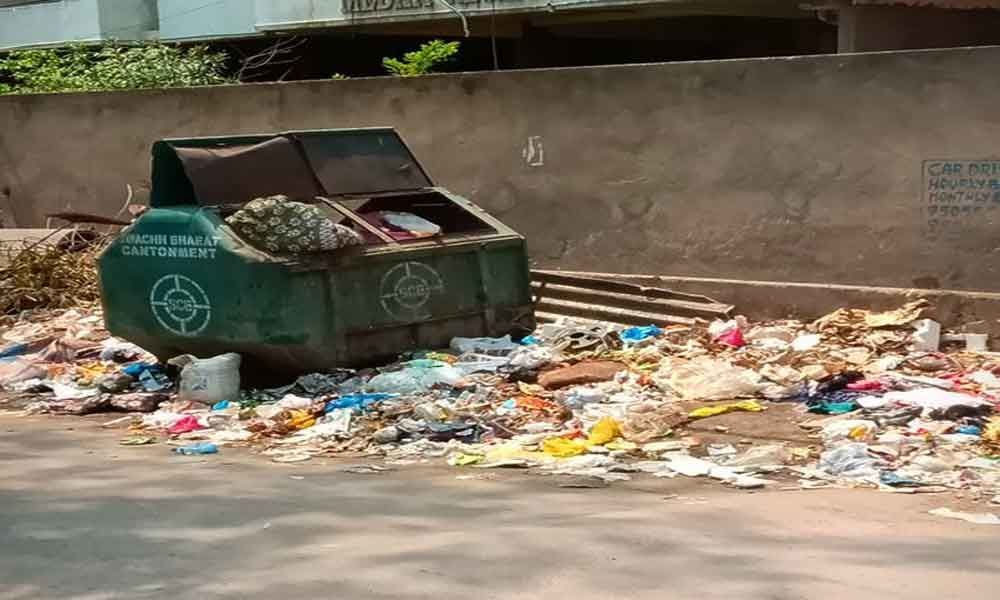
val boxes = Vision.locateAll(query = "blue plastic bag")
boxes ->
[619,326,662,344]
[0,343,28,360]
[139,369,171,392]
[808,400,859,415]
[123,362,161,377]
[173,443,218,455]
[325,393,396,412]
[212,400,231,411]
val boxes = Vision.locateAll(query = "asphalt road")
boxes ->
[2,415,999,600]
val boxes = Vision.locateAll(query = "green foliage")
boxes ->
[0,43,232,94]
[382,40,460,77]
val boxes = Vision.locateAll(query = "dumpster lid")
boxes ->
[151,128,434,207]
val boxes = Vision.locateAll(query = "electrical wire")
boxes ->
[490,0,499,69]
[435,0,470,37]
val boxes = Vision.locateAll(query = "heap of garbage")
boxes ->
[2,300,1000,505]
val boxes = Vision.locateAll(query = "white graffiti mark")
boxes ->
[149,274,212,336]
[379,261,445,322]
[522,135,544,167]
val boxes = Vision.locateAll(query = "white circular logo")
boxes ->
[380,261,445,321]
[149,274,212,336]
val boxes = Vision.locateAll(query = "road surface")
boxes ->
[1,416,998,600]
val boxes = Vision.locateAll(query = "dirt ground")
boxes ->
[2,414,1000,600]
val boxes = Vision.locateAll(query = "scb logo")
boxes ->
[379,261,444,322]
[149,274,212,336]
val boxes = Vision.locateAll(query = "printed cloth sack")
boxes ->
[226,195,363,254]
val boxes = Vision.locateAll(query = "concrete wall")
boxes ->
[838,6,1000,52]
[3,46,1000,291]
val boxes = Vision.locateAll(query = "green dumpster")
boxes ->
[97,127,535,375]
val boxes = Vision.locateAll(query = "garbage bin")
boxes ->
[98,127,535,375]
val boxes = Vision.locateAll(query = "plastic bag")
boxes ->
[366,360,463,394]
[453,353,509,375]
[818,443,881,479]
[983,417,1000,450]
[169,353,241,406]
[791,334,821,352]
[174,442,218,455]
[621,405,687,442]
[883,388,987,414]
[507,346,555,370]
[586,417,621,445]
[286,410,316,430]
[381,212,442,237]
[619,326,662,344]
[663,454,714,477]
[716,328,746,348]
[99,341,144,363]
[688,400,763,419]
[560,386,606,408]
[723,444,789,468]
[326,393,395,412]
[821,419,878,443]
[167,415,205,434]
[911,319,941,352]
[450,335,518,355]
[278,394,314,409]
[659,357,762,401]
[542,437,588,457]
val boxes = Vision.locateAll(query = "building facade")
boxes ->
[2,0,1000,63]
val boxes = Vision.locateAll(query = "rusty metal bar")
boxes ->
[530,269,732,327]
[316,196,397,245]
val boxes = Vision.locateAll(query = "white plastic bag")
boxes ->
[277,394,314,409]
[507,346,555,370]
[366,359,463,394]
[658,357,762,400]
[381,212,442,237]
[883,388,988,413]
[821,419,878,443]
[791,334,821,352]
[560,386,606,408]
[453,353,509,375]
[911,319,941,352]
[169,353,241,405]
[450,335,518,355]
[818,443,881,479]
[723,444,789,468]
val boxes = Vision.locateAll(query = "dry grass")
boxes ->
[0,231,110,315]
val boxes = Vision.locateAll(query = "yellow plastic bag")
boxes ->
[426,352,458,364]
[688,400,764,419]
[485,444,551,462]
[448,452,485,466]
[587,416,621,445]
[605,439,638,452]
[542,437,588,458]
[983,416,1000,449]
[287,410,316,430]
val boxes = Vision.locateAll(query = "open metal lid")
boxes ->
[150,127,434,207]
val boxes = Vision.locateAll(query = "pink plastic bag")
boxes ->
[167,415,205,434]
[717,328,746,348]
[847,379,884,392]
